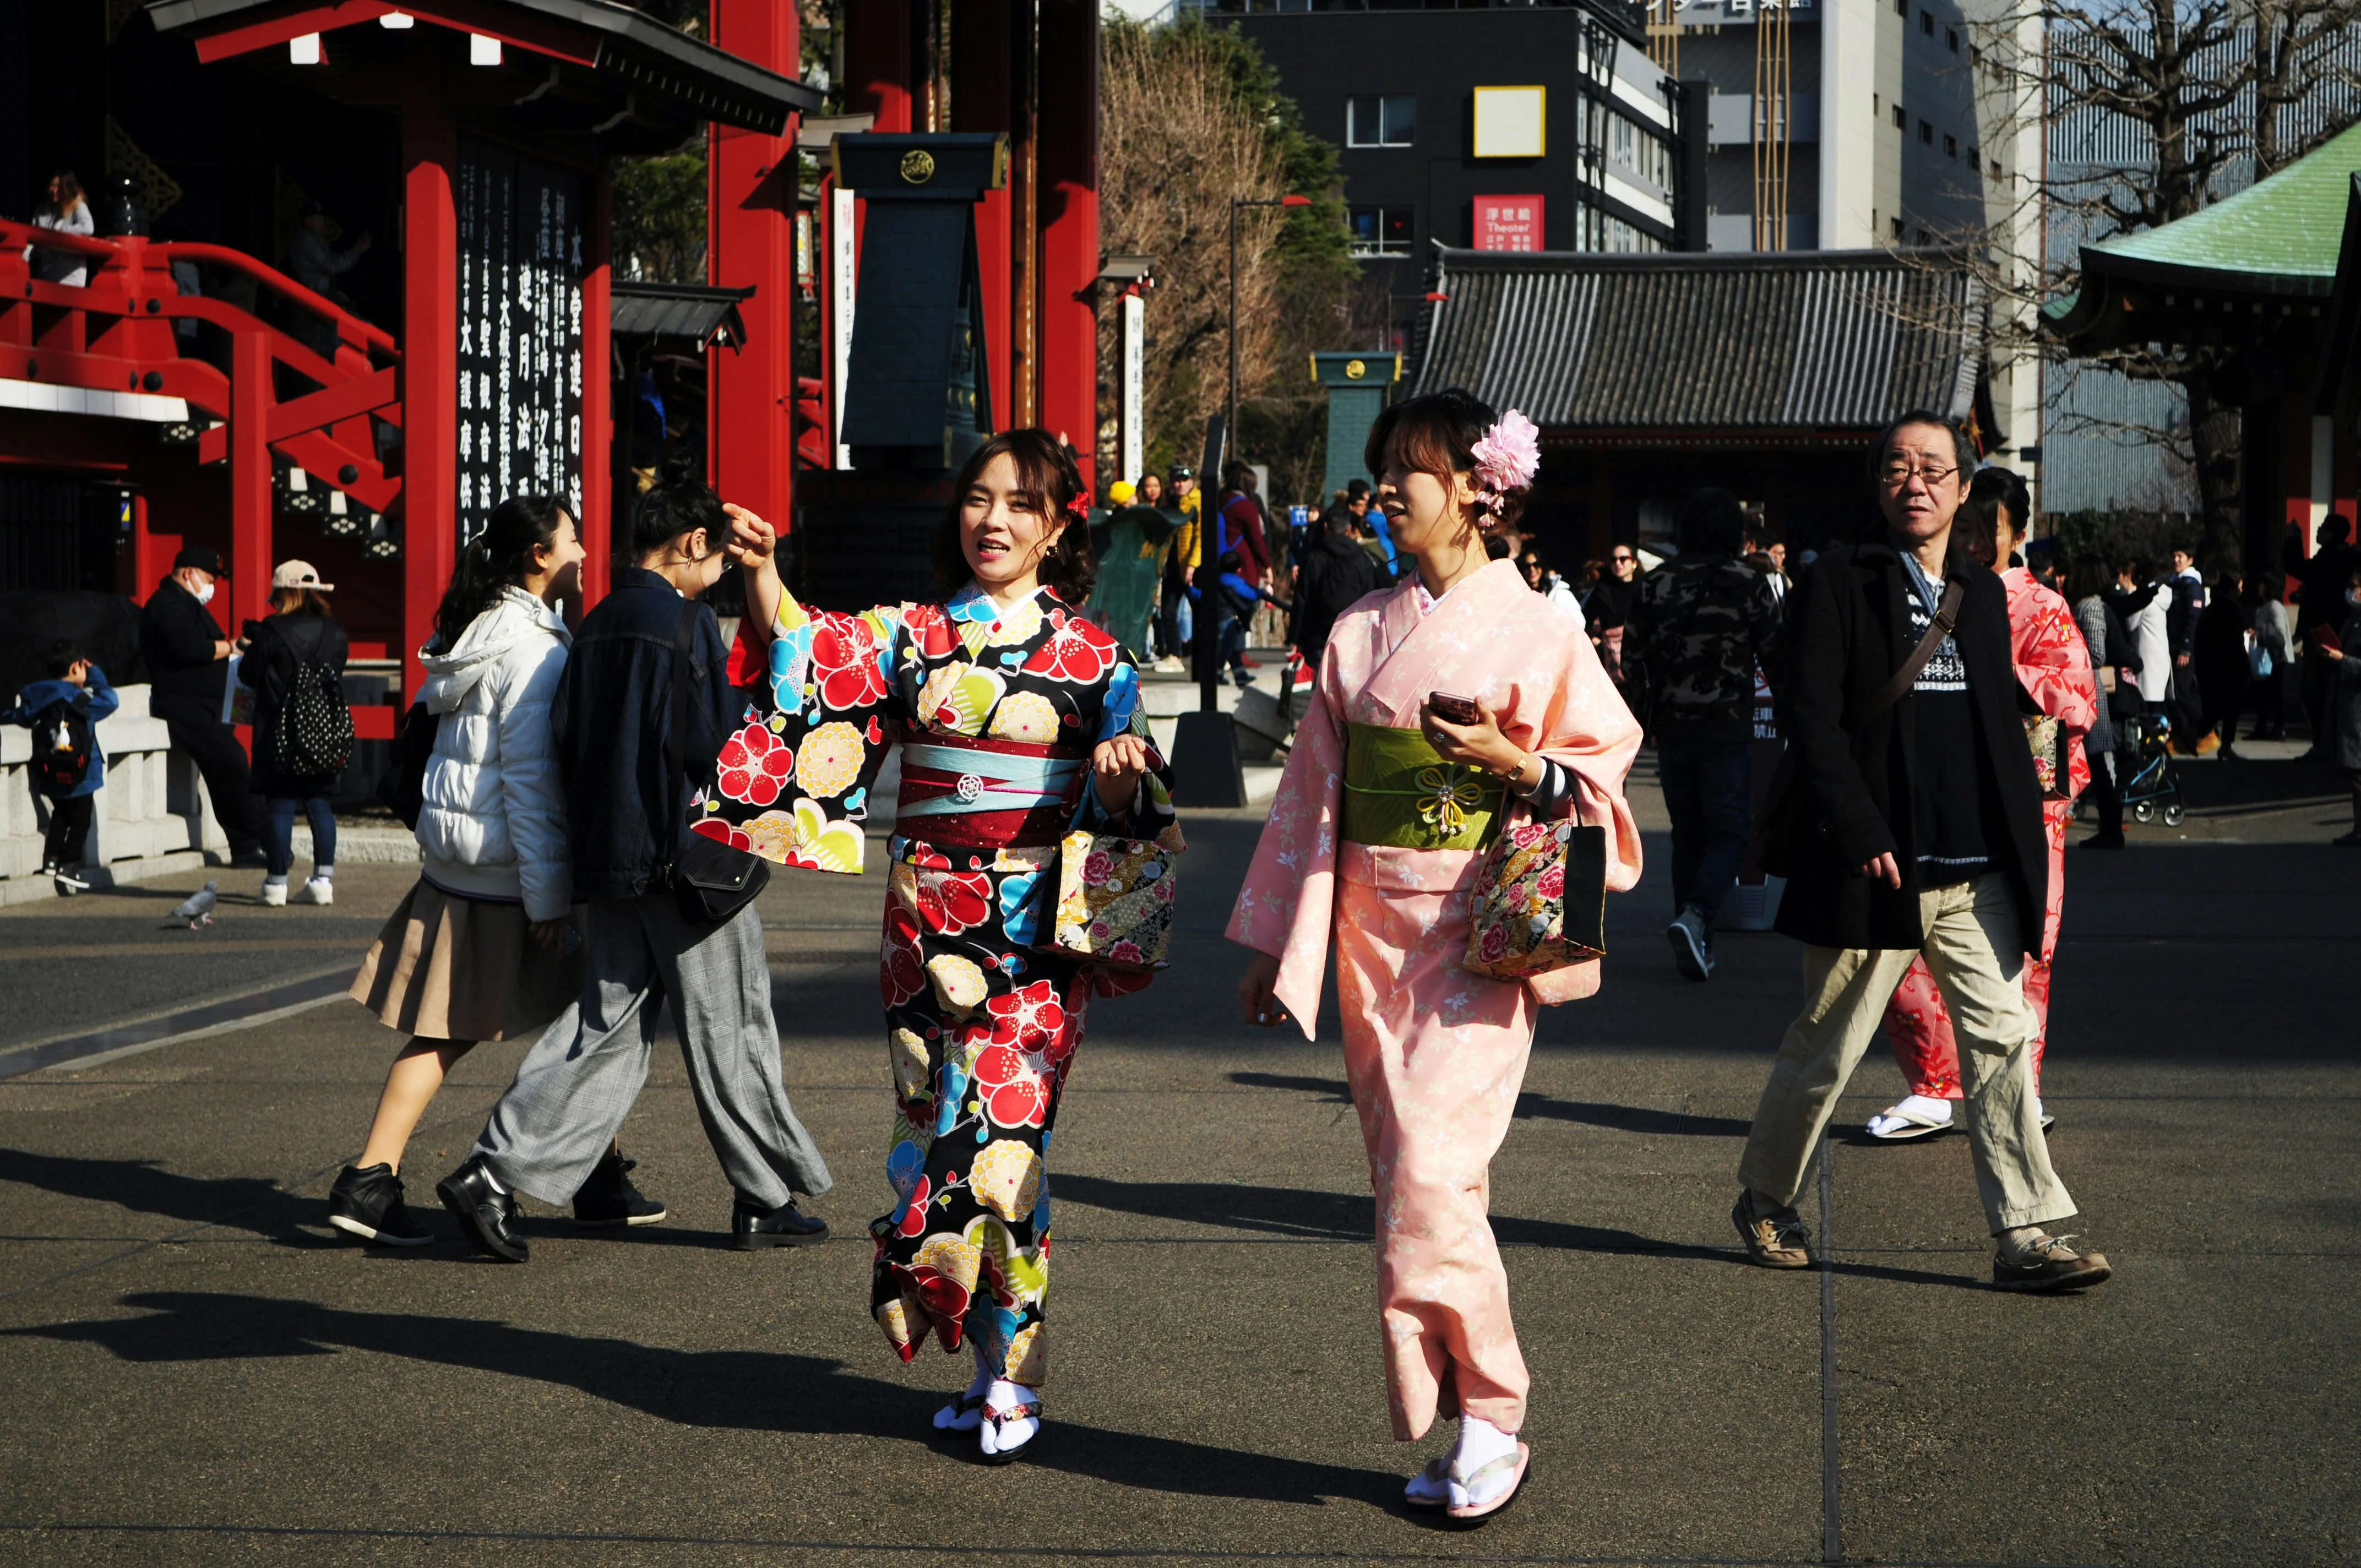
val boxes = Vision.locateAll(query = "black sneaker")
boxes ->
[731,1195,828,1250]
[437,1156,529,1263]
[327,1163,434,1248]
[1667,908,1715,981]
[574,1151,667,1228]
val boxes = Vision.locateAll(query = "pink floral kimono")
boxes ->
[1228,557,1641,1441]
[1883,564,2097,1096]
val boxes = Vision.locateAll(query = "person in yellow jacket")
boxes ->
[1156,464,1202,667]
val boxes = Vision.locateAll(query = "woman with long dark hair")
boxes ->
[722,428,1177,1463]
[331,495,595,1246]
[28,170,93,285]
[1233,389,1644,1523]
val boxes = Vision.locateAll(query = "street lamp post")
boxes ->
[1227,193,1313,481]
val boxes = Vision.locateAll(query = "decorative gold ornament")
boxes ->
[899,149,937,186]
[1345,358,1367,379]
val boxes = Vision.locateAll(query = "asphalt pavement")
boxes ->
[0,749,2352,1566]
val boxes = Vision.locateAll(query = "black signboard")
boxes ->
[455,137,586,547]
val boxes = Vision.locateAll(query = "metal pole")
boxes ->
[1227,198,1239,472]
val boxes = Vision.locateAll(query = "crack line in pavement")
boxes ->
[1819,1134,1841,1566]
[0,1522,2120,1567]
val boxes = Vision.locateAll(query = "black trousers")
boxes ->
[43,794,95,869]
[155,701,263,853]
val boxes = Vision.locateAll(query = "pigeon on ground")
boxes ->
[171,881,219,929]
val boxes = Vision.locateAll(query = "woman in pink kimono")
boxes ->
[1231,390,1642,1525]
[1869,467,2095,1139]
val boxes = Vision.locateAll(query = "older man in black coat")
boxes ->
[1732,412,2108,1294]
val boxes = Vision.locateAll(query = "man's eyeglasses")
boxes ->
[1879,461,1958,488]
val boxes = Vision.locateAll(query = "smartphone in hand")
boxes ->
[1427,691,1481,726]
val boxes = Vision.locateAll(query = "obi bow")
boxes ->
[1415,765,1487,838]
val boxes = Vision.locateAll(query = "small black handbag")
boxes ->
[374,698,440,829]
[664,599,770,924]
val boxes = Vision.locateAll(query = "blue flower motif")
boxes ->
[845,787,867,814]
[998,870,1042,945]
[1097,662,1140,740]
[886,1137,925,1200]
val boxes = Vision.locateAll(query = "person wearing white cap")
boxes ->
[236,560,352,906]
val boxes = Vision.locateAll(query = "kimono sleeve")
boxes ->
[694,591,907,874]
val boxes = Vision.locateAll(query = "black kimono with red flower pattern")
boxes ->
[720,581,1177,1386]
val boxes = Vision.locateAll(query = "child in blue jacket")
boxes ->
[3,639,119,892]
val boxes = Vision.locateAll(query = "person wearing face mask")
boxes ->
[140,547,267,865]
[436,466,835,1266]
[1233,389,1644,1525]
[721,427,1178,1466]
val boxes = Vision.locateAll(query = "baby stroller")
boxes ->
[2118,711,2186,827]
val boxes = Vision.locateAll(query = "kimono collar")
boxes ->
[1379,557,1526,650]
[948,580,1062,625]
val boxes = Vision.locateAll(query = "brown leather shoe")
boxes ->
[1732,1192,1813,1268]
[1992,1233,2111,1292]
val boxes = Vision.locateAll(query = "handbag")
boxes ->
[2023,713,2066,799]
[665,600,770,924]
[1462,807,1608,981]
[374,698,439,829]
[1047,819,1186,972]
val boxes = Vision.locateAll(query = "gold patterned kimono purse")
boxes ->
[1462,813,1608,981]
[1049,824,1187,972]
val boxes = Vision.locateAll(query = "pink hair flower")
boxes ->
[1471,409,1541,497]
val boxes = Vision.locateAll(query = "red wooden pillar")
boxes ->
[709,0,800,541]
[580,165,614,607]
[846,0,914,133]
[402,113,459,695]
[229,328,273,629]
[954,0,1013,431]
[1036,0,1099,489]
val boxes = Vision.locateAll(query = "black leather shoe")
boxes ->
[328,1162,434,1247]
[731,1195,828,1250]
[437,1157,528,1262]
[574,1151,666,1228]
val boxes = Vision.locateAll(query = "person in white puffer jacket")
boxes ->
[335,495,664,1248]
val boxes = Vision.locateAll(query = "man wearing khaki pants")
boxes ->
[1734,410,2108,1293]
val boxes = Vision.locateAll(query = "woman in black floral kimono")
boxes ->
[716,429,1179,1463]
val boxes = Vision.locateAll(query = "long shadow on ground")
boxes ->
[1228,1071,1753,1137]
[7,1292,1392,1507]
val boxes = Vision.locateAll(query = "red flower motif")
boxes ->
[904,603,957,659]
[897,1175,932,1237]
[915,869,992,936]
[972,1042,1051,1129]
[1021,617,1119,683]
[906,1264,971,1325]
[692,816,752,851]
[813,615,889,711]
[1478,922,1511,962]
[1511,822,1547,848]
[882,903,926,1006]
[717,722,793,805]
[1536,862,1565,900]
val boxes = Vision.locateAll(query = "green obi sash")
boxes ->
[1340,723,1506,852]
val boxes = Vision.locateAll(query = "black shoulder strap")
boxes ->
[668,596,699,785]
[1867,575,1966,721]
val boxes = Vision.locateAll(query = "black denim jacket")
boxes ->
[552,567,736,901]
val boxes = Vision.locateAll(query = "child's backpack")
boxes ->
[275,622,355,778]
[30,699,94,797]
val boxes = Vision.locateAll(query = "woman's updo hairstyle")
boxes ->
[432,493,569,651]
[932,427,1098,605]
[1363,386,1528,532]
[633,454,724,558]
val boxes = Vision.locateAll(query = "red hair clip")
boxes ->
[1064,491,1092,520]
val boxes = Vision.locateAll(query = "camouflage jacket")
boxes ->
[1628,554,1783,743]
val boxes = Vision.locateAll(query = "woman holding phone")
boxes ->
[1230,389,1642,1525]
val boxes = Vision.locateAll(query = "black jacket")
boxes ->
[551,567,736,901]
[139,577,229,712]
[1290,531,1390,664]
[238,609,350,796]
[1769,542,2047,952]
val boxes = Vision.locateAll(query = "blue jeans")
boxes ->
[1656,739,1752,922]
[266,796,337,878]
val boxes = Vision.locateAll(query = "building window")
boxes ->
[1990,157,2004,179]
[1893,0,1906,16]
[1347,206,1415,257]
[1966,141,1978,166]
[1347,95,1416,149]
[1608,113,1672,194]
[1893,103,1907,129]
[1919,119,1933,144]
[1873,92,1880,116]
[1944,133,1957,156]
[1890,216,1905,239]
[1946,26,1960,50]
[1920,9,1933,32]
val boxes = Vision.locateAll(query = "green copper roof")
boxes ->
[2090,119,2361,279]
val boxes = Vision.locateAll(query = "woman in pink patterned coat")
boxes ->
[1232,390,1642,1525]
[1869,468,2095,1139]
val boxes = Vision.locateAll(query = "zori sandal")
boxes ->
[932,1391,984,1434]
[1403,1456,1451,1510]
[1444,1443,1531,1527]
[978,1395,1041,1465]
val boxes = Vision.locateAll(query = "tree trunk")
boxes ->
[2183,377,2245,566]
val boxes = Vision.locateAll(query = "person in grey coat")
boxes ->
[2066,554,2123,848]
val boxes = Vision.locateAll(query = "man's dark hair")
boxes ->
[633,457,724,558]
[2319,514,2353,547]
[2065,553,2113,604]
[2120,555,2149,582]
[42,639,83,679]
[1346,478,1370,500]
[1674,488,1747,556]
[1217,549,1242,573]
[1868,410,1977,480]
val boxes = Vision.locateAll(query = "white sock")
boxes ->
[1998,1224,2048,1261]
[1450,1414,1519,1473]
[980,1376,1039,1453]
[313,865,334,881]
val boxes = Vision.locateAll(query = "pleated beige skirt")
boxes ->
[350,878,583,1043]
